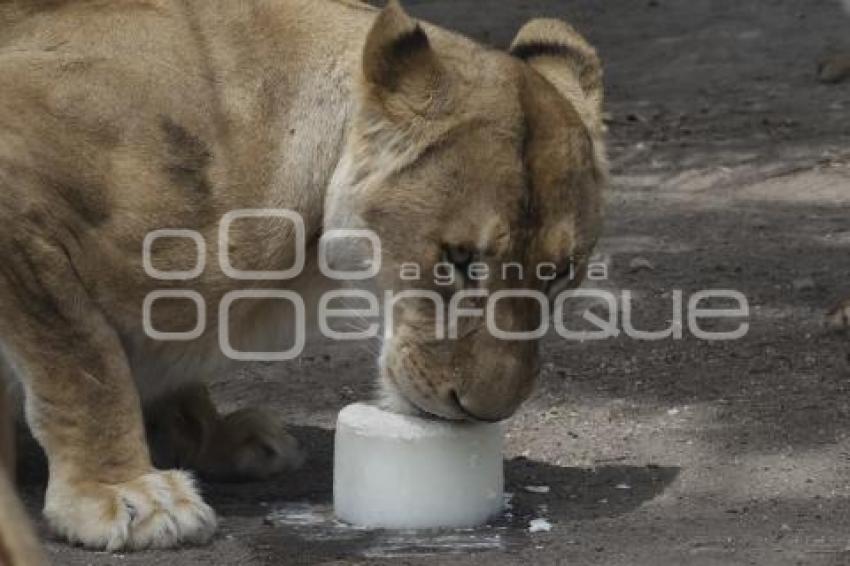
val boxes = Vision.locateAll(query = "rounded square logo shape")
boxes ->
[318,229,382,280]
[143,290,206,341]
[143,230,206,280]
[219,209,305,280]
[219,290,306,361]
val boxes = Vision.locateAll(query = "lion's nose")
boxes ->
[449,390,503,423]
[454,385,531,422]
[453,353,538,422]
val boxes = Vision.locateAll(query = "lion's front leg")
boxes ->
[147,383,304,481]
[0,244,215,551]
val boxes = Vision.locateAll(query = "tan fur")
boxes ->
[0,0,605,551]
[0,473,47,566]
[146,383,304,481]
[0,379,46,566]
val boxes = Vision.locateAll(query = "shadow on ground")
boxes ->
[208,425,679,516]
[238,427,677,563]
[17,424,678,563]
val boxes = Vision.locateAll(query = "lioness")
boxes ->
[0,0,605,553]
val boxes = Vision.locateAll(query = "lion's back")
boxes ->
[0,0,221,226]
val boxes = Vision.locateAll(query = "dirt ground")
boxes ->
[16,0,850,564]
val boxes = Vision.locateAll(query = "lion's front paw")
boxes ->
[45,469,216,551]
[201,408,306,481]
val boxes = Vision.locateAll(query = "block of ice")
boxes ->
[333,403,504,529]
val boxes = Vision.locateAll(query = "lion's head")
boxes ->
[325,1,606,421]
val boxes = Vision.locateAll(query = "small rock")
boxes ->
[827,299,850,331]
[528,518,552,533]
[818,55,850,84]
[629,257,654,272]
[792,276,815,291]
[524,485,551,494]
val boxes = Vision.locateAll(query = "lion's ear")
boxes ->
[362,1,443,111]
[510,19,603,131]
